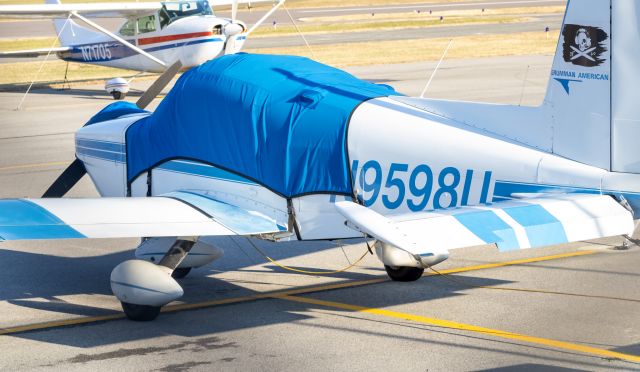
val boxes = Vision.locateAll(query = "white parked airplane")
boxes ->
[0,0,284,98]
[0,0,637,321]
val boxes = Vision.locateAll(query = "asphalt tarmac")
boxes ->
[0,12,562,64]
[0,55,638,371]
[248,13,560,48]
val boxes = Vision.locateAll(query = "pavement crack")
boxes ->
[65,336,237,364]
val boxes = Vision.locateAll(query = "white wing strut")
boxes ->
[246,0,285,36]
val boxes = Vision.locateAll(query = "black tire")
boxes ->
[384,265,424,282]
[111,91,126,100]
[171,267,192,279]
[121,302,161,321]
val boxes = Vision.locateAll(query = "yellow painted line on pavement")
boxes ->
[0,161,68,172]
[0,249,596,336]
[429,250,596,275]
[0,313,124,335]
[277,294,640,364]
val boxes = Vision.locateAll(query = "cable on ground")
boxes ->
[245,237,373,275]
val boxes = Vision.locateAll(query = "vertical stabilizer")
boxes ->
[45,0,100,46]
[611,0,640,173]
[542,0,611,170]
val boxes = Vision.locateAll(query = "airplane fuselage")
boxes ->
[57,15,243,72]
[349,97,640,215]
[75,95,640,242]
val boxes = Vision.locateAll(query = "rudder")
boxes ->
[542,0,612,170]
[543,0,640,174]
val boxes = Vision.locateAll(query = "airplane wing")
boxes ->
[0,1,281,19]
[336,194,634,257]
[0,2,162,19]
[0,191,287,241]
[0,47,71,58]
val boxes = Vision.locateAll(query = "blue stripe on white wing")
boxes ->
[0,196,285,241]
[385,193,633,255]
[453,210,520,251]
[164,190,286,234]
[501,204,568,248]
[0,199,85,240]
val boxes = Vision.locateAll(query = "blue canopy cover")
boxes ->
[125,53,398,197]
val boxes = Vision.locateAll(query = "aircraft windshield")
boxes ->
[160,1,213,28]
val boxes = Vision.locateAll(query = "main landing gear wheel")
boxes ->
[384,265,424,282]
[111,91,126,100]
[171,267,192,279]
[121,302,161,321]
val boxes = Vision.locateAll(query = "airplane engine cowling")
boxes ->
[135,237,224,269]
[110,260,183,306]
[375,241,449,269]
[223,22,245,36]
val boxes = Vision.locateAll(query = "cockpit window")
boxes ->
[137,15,157,34]
[119,15,157,36]
[159,0,213,28]
[119,19,135,36]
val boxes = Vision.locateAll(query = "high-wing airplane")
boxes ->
[0,0,637,321]
[0,0,284,99]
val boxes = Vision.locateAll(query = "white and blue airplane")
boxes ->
[0,0,637,321]
[0,0,284,98]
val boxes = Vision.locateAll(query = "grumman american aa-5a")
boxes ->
[0,0,638,322]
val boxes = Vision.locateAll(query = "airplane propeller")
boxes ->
[42,60,183,198]
[224,0,244,55]
[135,60,182,110]
[231,0,238,22]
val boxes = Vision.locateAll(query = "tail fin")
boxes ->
[544,0,640,173]
[45,0,99,46]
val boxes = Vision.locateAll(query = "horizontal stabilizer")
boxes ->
[0,47,71,58]
[0,191,286,241]
[336,194,633,253]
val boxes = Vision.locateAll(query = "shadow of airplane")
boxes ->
[11,287,628,372]
[0,236,511,347]
[3,237,635,372]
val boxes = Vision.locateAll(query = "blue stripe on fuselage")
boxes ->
[493,180,600,198]
[76,138,125,153]
[60,38,223,63]
[76,147,126,163]
[157,161,257,185]
[494,180,640,217]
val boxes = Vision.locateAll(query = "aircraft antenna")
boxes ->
[518,64,530,106]
[420,39,453,99]
[16,14,71,110]
[283,3,315,58]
